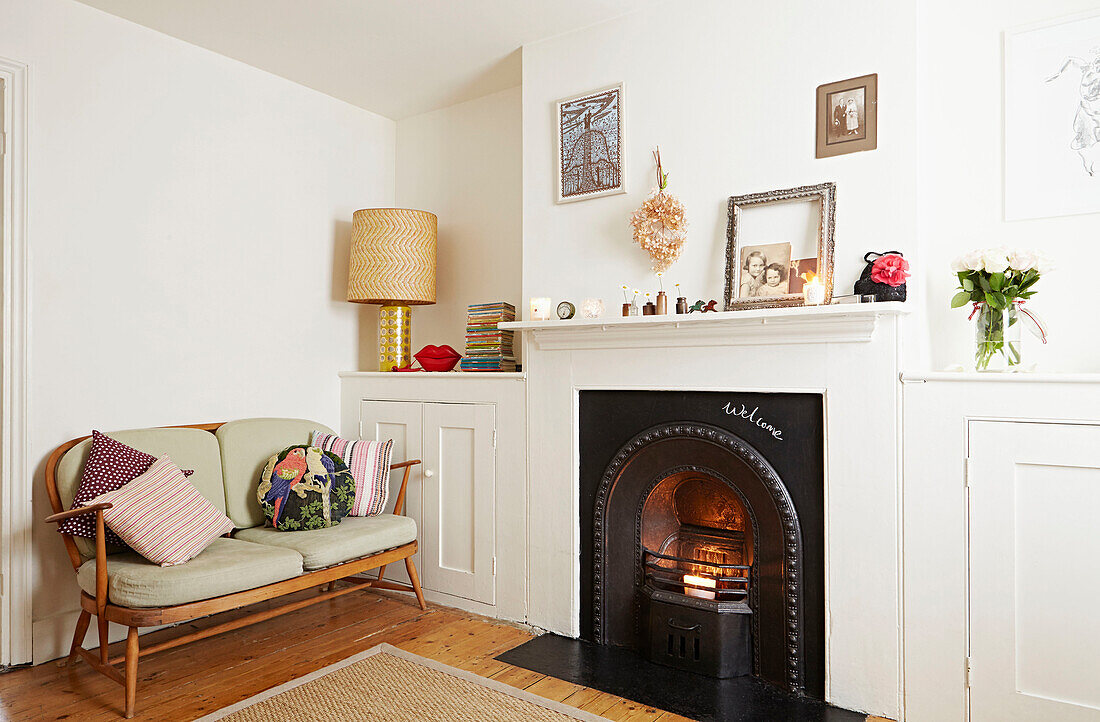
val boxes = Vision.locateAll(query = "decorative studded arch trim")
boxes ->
[591,422,806,694]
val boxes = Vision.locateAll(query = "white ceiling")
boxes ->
[76,0,656,119]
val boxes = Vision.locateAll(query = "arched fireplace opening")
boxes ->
[641,471,755,591]
[592,422,806,694]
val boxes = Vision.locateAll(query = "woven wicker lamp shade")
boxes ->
[347,208,437,371]
[347,208,437,305]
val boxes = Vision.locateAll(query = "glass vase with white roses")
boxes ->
[950,248,1051,372]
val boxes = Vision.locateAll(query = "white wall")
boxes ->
[395,87,522,360]
[522,0,1100,374]
[919,0,1100,372]
[522,0,919,346]
[1,0,395,662]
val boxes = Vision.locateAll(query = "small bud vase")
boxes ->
[974,303,1021,372]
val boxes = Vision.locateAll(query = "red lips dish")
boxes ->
[413,344,462,372]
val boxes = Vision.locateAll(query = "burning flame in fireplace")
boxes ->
[683,574,717,600]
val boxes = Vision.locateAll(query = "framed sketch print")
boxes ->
[556,83,625,203]
[816,74,877,158]
[1006,11,1100,220]
[723,182,836,310]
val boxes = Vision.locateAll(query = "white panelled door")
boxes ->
[968,420,1100,721]
[359,400,424,583]
[421,402,496,605]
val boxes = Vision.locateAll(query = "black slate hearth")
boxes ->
[496,634,864,722]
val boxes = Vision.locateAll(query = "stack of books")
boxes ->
[461,302,517,372]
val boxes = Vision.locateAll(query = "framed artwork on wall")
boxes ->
[1005,11,1100,220]
[556,83,625,203]
[815,74,877,158]
[723,183,836,310]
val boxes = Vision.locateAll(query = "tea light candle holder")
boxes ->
[530,297,552,320]
[581,298,604,319]
[802,279,826,306]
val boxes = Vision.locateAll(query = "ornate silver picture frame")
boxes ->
[723,182,836,311]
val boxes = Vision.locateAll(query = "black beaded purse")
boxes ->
[854,251,907,302]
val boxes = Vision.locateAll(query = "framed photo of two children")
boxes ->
[723,182,836,311]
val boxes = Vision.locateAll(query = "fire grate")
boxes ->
[642,547,750,601]
[640,547,753,678]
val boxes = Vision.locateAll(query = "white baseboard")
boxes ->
[32,610,171,665]
[347,572,527,627]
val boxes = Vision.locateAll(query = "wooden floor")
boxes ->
[0,584,890,721]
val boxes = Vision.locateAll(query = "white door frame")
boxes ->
[0,56,31,667]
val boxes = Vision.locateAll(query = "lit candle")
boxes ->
[683,574,717,600]
[530,297,552,321]
[800,272,825,306]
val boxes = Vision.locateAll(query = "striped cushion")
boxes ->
[90,456,234,567]
[311,432,393,517]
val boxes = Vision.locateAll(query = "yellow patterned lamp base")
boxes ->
[378,304,412,371]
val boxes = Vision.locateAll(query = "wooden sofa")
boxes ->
[43,418,426,718]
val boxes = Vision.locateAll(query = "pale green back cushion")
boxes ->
[216,418,334,529]
[55,427,226,560]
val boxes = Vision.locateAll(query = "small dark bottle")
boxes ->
[675,296,688,314]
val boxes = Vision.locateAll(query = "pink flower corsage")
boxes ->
[870,254,910,287]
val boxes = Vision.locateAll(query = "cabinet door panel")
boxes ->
[422,403,495,604]
[969,421,1100,721]
[359,401,423,584]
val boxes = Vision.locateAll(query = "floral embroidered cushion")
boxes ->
[57,430,194,548]
[310,432,394,517]
[92,456,233,567]
[257,445,355,531]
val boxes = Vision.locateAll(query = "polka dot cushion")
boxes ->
[57,430,194,548]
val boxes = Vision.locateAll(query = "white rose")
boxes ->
[953,249,985,272]
[1034,251,1055,274]
[979,248,1009,274]
[1007,249,1037,272]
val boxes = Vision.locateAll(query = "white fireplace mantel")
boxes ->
[500,302,908,351]
[511,303,906,719]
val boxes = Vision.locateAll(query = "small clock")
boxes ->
[556,301,576,320]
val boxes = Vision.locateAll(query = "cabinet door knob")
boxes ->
[423,469,435,478]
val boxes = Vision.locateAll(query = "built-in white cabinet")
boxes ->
[341,372,526,623]
[967,420,1100,721]
[360,399,496,606]
[903,373,1100,722]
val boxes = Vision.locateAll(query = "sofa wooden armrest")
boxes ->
[44,422,427,719]
[44,502,113,524]
[392,458,421,517]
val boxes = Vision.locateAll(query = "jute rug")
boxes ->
[196,643,610,721]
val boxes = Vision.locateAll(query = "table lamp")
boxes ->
[347,208,437,371]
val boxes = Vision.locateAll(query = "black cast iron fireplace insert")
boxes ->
[638,471,754,679]
[580,390,825,699]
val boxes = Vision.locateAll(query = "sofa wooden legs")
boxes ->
[97,615,110,664]
[66,612,139,717]
[124,627,139,719]
[404,556,427,611]
[68,610,91,665]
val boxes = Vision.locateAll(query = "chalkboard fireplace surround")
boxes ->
[579,390,825,699]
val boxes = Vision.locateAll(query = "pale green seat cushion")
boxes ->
[215,418,335,529]
[55,427,227,561]
[76,537,303,608]
[234,515,416,570]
